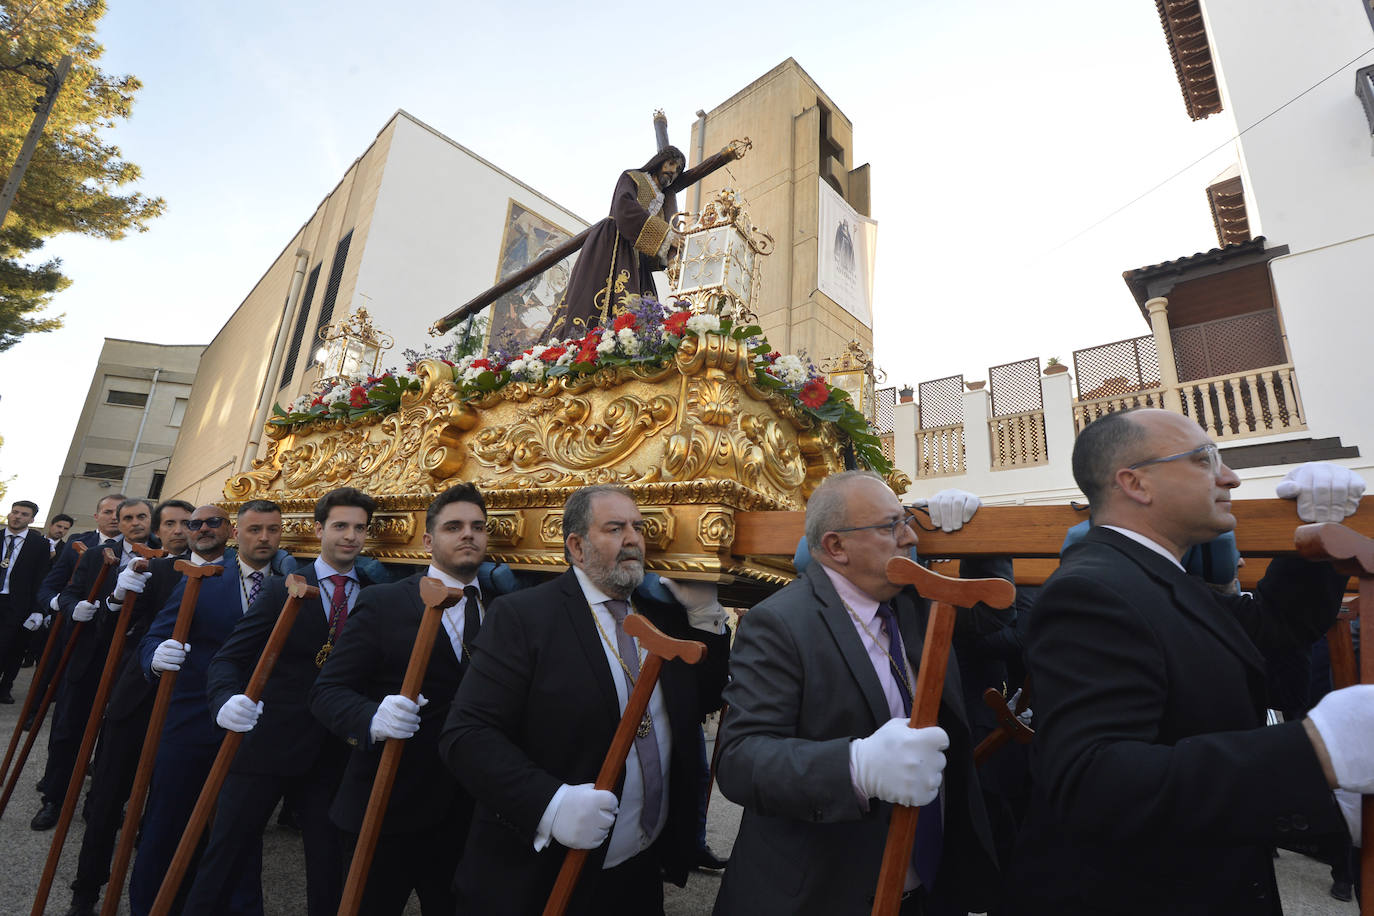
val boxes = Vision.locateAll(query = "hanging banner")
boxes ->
[816,179,877,328]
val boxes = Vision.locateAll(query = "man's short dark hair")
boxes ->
[425,483,487,533]
[237,499,281,519]
[11,500,38,515]
[95,494,127,512]
[152,499,194,529]
[561,485,632,562]
[314,487,377,524]
[116,498,154,519]
[51,514,74,526]
[1071,408,1150,510]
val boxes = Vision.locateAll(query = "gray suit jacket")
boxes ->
[713,560,998,915]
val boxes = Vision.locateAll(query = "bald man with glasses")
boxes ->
[1008,407,1371,915]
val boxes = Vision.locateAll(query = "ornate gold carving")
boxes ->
[639,509,675,551]
[369,513,415,544]
[539,512,564,547]
[697,509,735,550]
[485,511,525,547]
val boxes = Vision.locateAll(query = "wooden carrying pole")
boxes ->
[101,561,223,916]
[972,685,1034,768]
[149,575,318,916]
[31,544,165,915]
[0,542,87,783]
[1294,523,1374,916]
[542,615,708,916]
[0,547,117,818]
[336,577,461,916]
[871,556,1015,916]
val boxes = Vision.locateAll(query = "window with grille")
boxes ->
[148,470,166,500]
[310,230,354,354]
[83,463,125,480]
[106,389,147,408]
[278,264,322,391]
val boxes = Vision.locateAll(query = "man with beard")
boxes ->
[539,146,688,343]
[442,484,731,916]
[129,500,294,916]
[187,487,377,916]
[46,514,74,558]
[309,483,489,915]
[32,498,154,831]
[61,503,243,916]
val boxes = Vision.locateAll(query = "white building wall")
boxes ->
[352,115,588,353]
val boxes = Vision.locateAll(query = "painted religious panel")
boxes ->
[485,200,580,352]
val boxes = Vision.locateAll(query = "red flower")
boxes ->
[574,345,599,364]
[798,378,830,408]
[471,358,491,370]
[664,311,691,336]
[348,385,370,408]
[309,395,325,408]
[765,351,781,363]
[540,345,568,363]
[440,358,455,367]
[612,312,637,332]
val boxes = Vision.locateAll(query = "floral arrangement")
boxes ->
[271,298,890,474]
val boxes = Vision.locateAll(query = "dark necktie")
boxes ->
[3,532,15,566]
[605,598,664,835]
[246,570,264,607]
[875,600,943,889]
[461,585,481,659]
[327,574,350,634]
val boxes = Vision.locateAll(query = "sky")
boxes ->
[0,0,1251,521]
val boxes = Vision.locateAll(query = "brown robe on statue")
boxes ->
[539,148,684,343]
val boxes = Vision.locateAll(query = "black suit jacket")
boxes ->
[103,554,194,723]
[55,538,125,681]
[37,530,104,612]
[309,572,469,836]
[2,529,53,621]
[1008,526,1348,915]
[713,560,999,916]
[209,563,371,776]
[441,569,730,915]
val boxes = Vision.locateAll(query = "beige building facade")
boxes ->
[688,58,875,364]
[48,338,204,531]
[162,110,588,505]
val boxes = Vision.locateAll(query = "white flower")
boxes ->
[326,387,351,405]
[616,327,641,355]
[461,367,485,385]
[772,354,808,387]
[522,361,547,382]
[556,350,574,367]
[597,336,617,355]
[528,345,549,360]
[685,313,721,336]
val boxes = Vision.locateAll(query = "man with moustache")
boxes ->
[32,498,154,831]
[60,502,238,916]
[129,500,294,916]
[47,514,74,558]
[0,500,51,702]
[443,484,731,916]
[185,487,377,916]
[310,482,489,915]
[150,500,194,558]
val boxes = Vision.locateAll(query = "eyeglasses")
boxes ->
[1127,442,1223,475]
[832,508,917,538]
[185,517,228,531]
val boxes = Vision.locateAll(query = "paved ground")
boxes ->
[0,665,1358,915]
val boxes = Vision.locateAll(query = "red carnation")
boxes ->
[309,395,325,408]
[349,385,370,408]
[766,351,781,363]
[612,312,637,332]
[664,311,691,336]
[471,358,491,370]
[540,345,568,363]
[798,378,829,408]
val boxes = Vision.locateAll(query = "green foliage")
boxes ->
[1,0,166,350]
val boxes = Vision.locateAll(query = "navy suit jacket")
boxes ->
[37,530,104,612]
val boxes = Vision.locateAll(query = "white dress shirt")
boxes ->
[314,558,361,623]
[1101,525,1185,571]
[424,564,481,661]
[1,528,26,595]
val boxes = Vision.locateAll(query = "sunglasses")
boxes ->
[186,517,229,531]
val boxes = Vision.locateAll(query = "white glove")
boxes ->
[72,600,99,623]
[22,613,43,631]
[50,595,60,612]
[1275,463,1365,522]
[1307,685,1374,792]
[152,639,190,673]
[920,488,981,533]
[550,783,619,850]
[661,578,728,633]
[112,565,151,601]
[216,694,263,733]
[850,718,949,807]
[43,614,52,628]
[1009,688,1033,728]
[369,693,428,742]
[1335,788,1362,847]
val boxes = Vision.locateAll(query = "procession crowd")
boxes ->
[0,407,1370,916]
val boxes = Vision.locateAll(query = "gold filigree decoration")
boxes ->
[485,511,525,547]
[369,514,415,544]
[639,509,675,551]
[697,509,735,550]
[539,512,564,547]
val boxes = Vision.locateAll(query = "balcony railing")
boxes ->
[916,424,965,478]
[1073,388,1168,433]
[989,410,1049,470]
[1178,364,1305,441]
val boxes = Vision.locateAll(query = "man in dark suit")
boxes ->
[184,487,377,916]
[150,500,194,559]
[0,499,52,702]
[60,502,238,916]
[442,484,731,916]
[1008,407,1372,915]
[36,494,125,617]
[32,498,153,831]
[713,474,998,916]
[46,513,74,558]
[129,499,293,916]
[309,483,490,916]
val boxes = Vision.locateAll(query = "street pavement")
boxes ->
[0,664,1357,915]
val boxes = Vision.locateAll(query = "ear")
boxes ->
[818,531,850,565]
[422,530,433,554]
[1114,467,1154,507]
[313,520,325,541]
[565,533,584,567]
